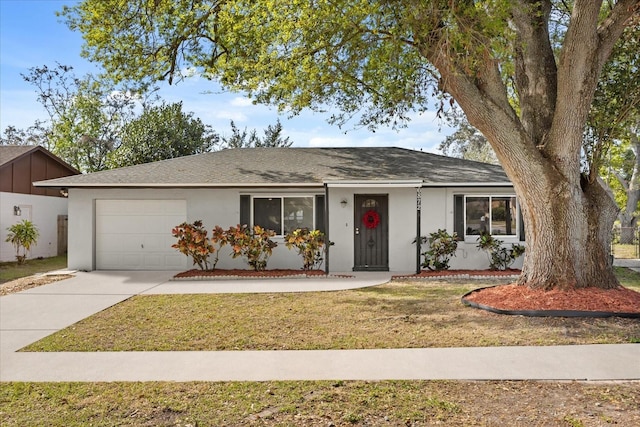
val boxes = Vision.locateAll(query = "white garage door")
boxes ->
[96,200,187,270]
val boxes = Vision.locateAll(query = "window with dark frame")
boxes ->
[253,198,283,235]
[243,195,323,235]
[454,194,521,240]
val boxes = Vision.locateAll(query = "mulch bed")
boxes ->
[174,269,334,280]
[173,268,640,316]
[464,283,640,314]
[0,274,74,296]
[396,269,640,316]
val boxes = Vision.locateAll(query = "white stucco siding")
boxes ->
[70,188,233,271]
[387,188,421,272]
[419,188,448,234]
[66,185,523,272]
[67,188,324,271]
[67,189,94,270]
[326,187,354,272]
[0,192,68,262]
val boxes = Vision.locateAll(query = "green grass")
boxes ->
[4,269,640,426]
[614,266,640,290]
[0,255,67,283]
[2,381,638,426]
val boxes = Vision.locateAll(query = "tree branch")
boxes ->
[596,0,640,69]
[510,0,557,147]
[613,169,630,191]
[546,0,638,182]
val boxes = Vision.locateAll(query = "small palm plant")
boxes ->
[5,220,40,264]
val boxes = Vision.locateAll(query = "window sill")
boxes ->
[463,236,521,244]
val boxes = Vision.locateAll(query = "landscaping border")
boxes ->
[461,286,640,319]
[171,269,354,281]
[392,270,520,281]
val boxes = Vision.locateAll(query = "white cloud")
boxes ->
[179,67,199,79]
[230,97,254,107]
[308,136,356,147]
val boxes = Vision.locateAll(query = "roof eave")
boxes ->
[34,180,514,189]
[324,179,424,188]
[421,182,513,187]
[33,181,324,188]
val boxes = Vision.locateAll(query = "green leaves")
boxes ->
[108,102,219,168]
[5,220,40,264]
[220,119,292,148]
[61,0,441,129]
[284,228,328,270]
[21,63,139,172]
[476,233,524,271]
[416,229,458,271]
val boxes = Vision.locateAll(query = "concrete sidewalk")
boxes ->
[3,345,638,382]
[613,258,640,274]
[1,271,639,382]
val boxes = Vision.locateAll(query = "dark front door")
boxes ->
[354,194,389,271]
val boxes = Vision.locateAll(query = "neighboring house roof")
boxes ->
[0,145,35,166]
[0,145,79,172]
[34,147,511,188]
[1,145,80,196]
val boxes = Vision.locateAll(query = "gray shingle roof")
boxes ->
[0,145,80,174]
[34,147,510,187]
[0,145,39,167]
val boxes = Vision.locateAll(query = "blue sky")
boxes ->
[0,0,452,150]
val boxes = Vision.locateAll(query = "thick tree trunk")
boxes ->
[513,163,620,290]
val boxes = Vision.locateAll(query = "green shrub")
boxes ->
[284,228,330,270]
[415,229,458,271]
[476,233,525,270]
[5,220,39,264]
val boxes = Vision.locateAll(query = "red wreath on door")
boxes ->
[362,209,380,229]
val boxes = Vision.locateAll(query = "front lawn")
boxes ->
[6,269,640,426]
[24,269,640,352]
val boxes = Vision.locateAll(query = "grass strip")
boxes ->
[2,380,638,426]
[0,255,68,283]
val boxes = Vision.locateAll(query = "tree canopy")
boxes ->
[221,119,292,148]
[20,63,139,172]
[61,0,640,291]
[2,60,296,170]
[107,102,219,168]
[439,111,497,164]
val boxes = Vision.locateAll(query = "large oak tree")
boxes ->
[62,0,640,290]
